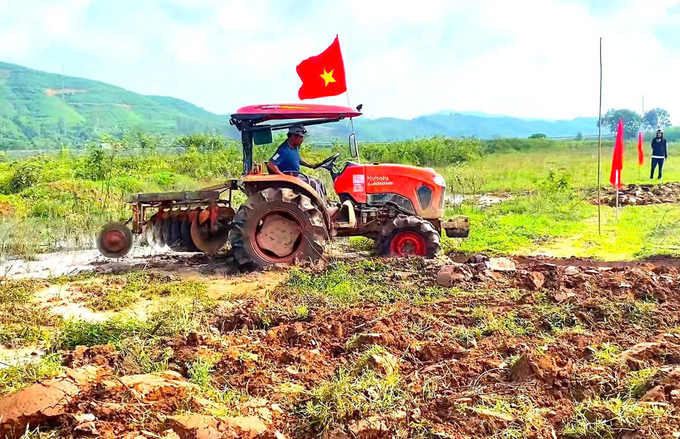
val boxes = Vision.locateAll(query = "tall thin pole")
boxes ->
[597,38,603,235]
[639,94,644,181]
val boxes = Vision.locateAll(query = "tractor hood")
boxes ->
[334,162,447,219]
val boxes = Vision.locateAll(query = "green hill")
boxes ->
[0,61,233,149]
[0,60,601,148]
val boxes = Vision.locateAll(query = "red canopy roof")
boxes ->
[233,103,361,123]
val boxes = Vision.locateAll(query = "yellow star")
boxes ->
[320,68,336,87]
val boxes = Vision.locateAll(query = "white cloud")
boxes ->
[1,0,679,122]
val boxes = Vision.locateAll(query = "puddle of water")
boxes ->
[205,271,286,300]
[0,247,202,281]
[447,194,511,207]
[0,346,44,369]
[34,284,117,322]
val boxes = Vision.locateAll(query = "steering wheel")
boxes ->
[316,153,340,172]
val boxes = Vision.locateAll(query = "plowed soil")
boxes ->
[2,253,680,438]
[591,182,680,206]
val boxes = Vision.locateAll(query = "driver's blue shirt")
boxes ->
[270,141,300,174]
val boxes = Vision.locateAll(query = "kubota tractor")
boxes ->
[97,104,469,268]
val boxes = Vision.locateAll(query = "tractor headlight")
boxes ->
[434,175,446,187]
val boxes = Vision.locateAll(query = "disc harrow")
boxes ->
[97,182,239,258]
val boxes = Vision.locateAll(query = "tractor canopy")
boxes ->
[230,103,362,175]
[231,103,361,124]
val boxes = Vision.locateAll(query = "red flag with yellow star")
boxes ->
[296,36,347,100]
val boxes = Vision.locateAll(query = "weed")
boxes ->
[188,357,215,388]
[116,337,173,374]
[300,345,406,431]
[592,343,622,366]
[474,396,549,438]
[81,271,208,311]
[535,303,578,332]
[57,315,151,349]
[481,312,534,337]
[295,305,309,321]
[455,326,483,347]
[563,398,667,438]
[347,236,374,252]
[0,354,63,396]
[626,368,657,399]
[237,350,259,363]
[0,279,59,346]
[624,300,656,326]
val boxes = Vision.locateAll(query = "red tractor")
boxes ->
[97,104,469,268]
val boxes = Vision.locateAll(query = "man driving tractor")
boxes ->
[266,124,327,197]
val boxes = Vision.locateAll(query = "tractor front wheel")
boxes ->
[377,215,440,258]
[229,188,328,268]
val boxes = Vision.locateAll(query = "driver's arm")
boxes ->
[266,161,284,175]
[300,158,319,169]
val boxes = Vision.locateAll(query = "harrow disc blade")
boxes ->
[152,215,166,250]
[161,215,173,247]
[181,217,199,252]
[190,216,229,255]
[97,222,134,258]
[169,215,183,249]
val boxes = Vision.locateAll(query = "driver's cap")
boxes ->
[288,125,308,137]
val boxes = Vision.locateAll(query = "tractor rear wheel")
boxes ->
[377,215,440,258]
[229,188,328,268]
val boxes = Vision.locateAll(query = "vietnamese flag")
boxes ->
[609,118,625,188]
[296,36,347,100]
[637,131,644,166]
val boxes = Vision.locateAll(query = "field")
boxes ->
[1,134,680,438]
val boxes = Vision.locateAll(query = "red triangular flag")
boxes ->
[296,36,347,100]
[609,119,625,188]
[637,131,644,166]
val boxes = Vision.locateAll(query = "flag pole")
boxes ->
[597,37,603,235]
[616,172,619,218]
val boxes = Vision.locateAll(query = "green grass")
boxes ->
[83,272,207,311]
[445,141,680,193]
[625,368,657,399]
[0,279,58,346]
[591,343,622,366]
[0,125,677,262]
[57,291,214,349]
[187,356,217,388]
[0,353,63,396]
[563,397,667,438]
[285,261,449,307]
[300,345,406,431]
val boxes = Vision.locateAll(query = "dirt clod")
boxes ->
[0,366,104,438]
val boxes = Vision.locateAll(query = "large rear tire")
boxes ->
[376,215,440,258]
[229,188,328,268]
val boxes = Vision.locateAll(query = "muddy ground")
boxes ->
[1,250,680,439]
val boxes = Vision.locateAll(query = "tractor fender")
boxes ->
[241,174,330,226]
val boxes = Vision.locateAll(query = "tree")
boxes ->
[575,132,583,141]
[597,109,642,138]
[528,133,547,139]
[643,108,672,131]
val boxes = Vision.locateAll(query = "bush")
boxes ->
[361,137,484,166]
[9,162,42,193]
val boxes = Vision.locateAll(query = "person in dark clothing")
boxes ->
[267,125,327,197]
[650,129,668,179]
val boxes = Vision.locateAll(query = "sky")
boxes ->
[0,0,679,121]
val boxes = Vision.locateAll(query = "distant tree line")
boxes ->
[597,108,671,138]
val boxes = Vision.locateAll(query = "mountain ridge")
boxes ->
[0,60,599,148]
